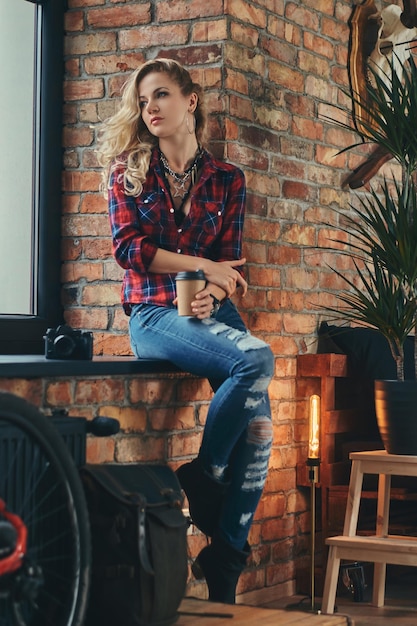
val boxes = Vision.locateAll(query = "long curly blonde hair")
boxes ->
[97,58,207,197]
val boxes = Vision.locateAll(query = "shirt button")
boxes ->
[218,211,221,216]
[177,249,182,253]
[170,208,174,213]
[178,228,182,233]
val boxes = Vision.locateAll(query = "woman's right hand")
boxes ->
[203,258,248,297]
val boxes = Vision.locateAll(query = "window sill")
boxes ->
[0,355,180,378]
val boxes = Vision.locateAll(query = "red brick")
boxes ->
[101,405,147,433]
[129,378,178,405]
[193,18,227,42]
[62,214,109,237]
[268,15,301,45]
[157,0,223,22]
[80,193,107,214]
[150,406,196,431]
[64,78,104,102]
[177,378,212,403]
[62,194,81,214]
[74,378,125,404]
[261,36,297,65]
[65,10,84,32]
[86,437,115,464]
[82,237,113,260]
[225,0,266,28]
[303,31,334,59]
[62,170,102,193]
[87,4,150,29]
[282,180,311,201]
[64,33,116,56]
[230,22,259,48]
[84,53,144,75]
[168,432,202,459]
[116,435,165,463]
[119,25,188,50]
[63,126,94,148]
[0,380,43,406]
[226,144,268,171]
[66,56,81,77]
[285,4,319,31]
[298,50,330,79]
[64,306,108,329]
[92,332,133,356]
[267,560,297,588]
[82,148,98,169]
[322,15,349,43]
[268,59,304,92]
[61,261,103,283]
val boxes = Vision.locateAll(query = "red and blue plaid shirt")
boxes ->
[108,148,246,314]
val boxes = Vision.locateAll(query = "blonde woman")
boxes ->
[98,58,274,604]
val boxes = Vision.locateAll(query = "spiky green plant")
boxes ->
[323,55,417,380]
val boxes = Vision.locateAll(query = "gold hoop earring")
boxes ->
[186,112,196,134]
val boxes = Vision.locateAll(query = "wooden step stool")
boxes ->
[322,450,417,614]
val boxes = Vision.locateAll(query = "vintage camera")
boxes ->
[44,325,93,360]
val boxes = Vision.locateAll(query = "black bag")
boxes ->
[80,463,189,626]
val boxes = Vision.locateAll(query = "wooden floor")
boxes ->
[177,598,350,625]
[178,566,417,626]
[262,567,417,626]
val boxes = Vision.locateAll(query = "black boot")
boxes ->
[191,535,250,604]
[176,458,228,537]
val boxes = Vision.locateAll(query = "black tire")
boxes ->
[0,392,90,626]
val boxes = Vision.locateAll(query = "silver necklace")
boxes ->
[159,149,201,199]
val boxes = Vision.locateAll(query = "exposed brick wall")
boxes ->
[1,0,402,604]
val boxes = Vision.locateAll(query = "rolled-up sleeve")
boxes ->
[108,171,158,273]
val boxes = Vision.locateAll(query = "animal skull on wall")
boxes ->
[368,4,417,84]
[345,0,417,188]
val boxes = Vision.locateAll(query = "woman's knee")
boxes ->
[241,341,274,381]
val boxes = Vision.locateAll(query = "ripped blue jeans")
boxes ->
[129,299,274,549]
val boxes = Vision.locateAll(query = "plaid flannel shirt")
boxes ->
[108,148,246,314]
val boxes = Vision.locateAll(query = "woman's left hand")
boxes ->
[173,289,216,319]
[192,289,217,319]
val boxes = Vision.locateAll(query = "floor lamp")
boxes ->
[287,394,321,613]
[307,393,321,613]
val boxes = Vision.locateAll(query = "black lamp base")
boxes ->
[285,596,323,613]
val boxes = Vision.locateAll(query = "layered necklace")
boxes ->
[159,147,203,225]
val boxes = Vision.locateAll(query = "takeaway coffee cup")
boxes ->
[175,270,206,316]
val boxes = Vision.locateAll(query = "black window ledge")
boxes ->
[0,355,181,379]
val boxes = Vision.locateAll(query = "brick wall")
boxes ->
[1,0,399,604]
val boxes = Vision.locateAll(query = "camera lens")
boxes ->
[53,334,75,357]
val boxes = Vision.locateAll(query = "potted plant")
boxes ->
[323,54,417,454]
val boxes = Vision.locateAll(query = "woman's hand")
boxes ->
[192,289,216,319]
[172,289,215,319]
[203,259,248,297]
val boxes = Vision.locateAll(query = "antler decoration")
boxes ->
[345,0,417,189]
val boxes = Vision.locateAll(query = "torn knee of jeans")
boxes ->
[247,415,273,446]
[249,376,271,393]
